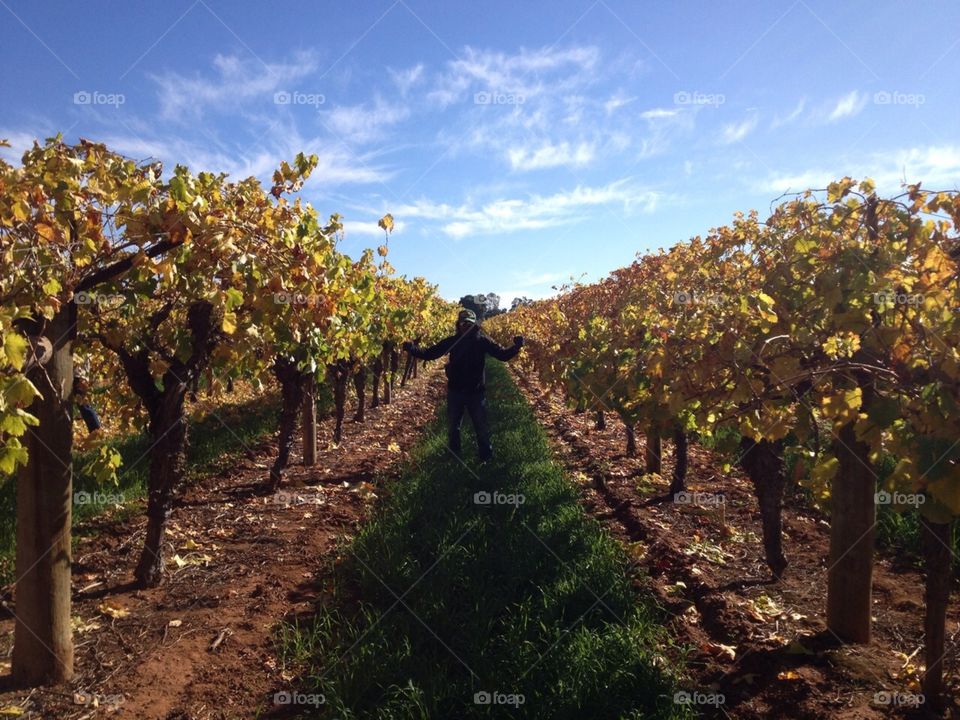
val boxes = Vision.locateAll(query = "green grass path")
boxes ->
[279,361,690,720]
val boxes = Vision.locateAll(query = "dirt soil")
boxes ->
[0,365,446,720]
[512,368,959,720]
[2,361,956,720]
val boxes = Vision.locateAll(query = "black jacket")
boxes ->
[408,327,520,392]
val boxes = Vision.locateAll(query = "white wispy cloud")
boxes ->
[754,169,834,195]
[771,97,806,128]
[427,44,599,107]
[753,144,960,195]
[308,149,396,185]
[507,141,594,171]
[389,64,424,95]
[322,96,410,144]
[632,106,695,158]
[98,123,394,186]
[605,94,637,114]
[826,90,868,122]
[393,179,662,238]
[342,219,406,237]
[721,114,759,144]
[562,95,588,125]
[151,52,318,120]
[0,130,47,164]
[450,45,598,94]
[421,44,687,169]
[640,108,680,120]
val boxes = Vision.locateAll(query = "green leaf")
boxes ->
[0,441,28,475]
[826,178,855,203]
[2,376,40,406]
[81,446,123,485]
[224,287,244,311]
[3,333,29,370]
[169,174,191,203]
[0,411,37,436]
[42,278,61,296]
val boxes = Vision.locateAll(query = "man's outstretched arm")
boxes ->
[482,335,524,361]
[404,336,455,361]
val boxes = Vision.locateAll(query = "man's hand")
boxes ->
[513,335,525,348]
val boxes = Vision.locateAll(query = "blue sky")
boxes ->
[2,0,959,306]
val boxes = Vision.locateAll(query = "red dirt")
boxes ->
[2,361,956,719]
[0,365,446,720]
[512,368,959,720]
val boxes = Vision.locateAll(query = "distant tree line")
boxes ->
[458,293,533,319]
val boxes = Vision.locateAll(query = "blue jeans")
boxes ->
[78,403,101,432]
[447,388,492,460]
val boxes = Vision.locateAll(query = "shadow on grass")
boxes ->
[277,362,692,720]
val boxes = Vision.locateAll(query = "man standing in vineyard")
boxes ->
[403,309,524,462]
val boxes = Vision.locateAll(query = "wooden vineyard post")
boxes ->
[920,516,953,706]
[302,374,317,466]
[400,350,413,388]
[13,305,76,684]
[353,366,367,422]
[826,418,875,643]
[644,426,662,474]
[624,421,637,456]
[669,428,687,496]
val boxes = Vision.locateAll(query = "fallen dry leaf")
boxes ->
[72,615,103,633]
[98,602,130,619]
[171,553,214,568]
[700,641,737,661]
